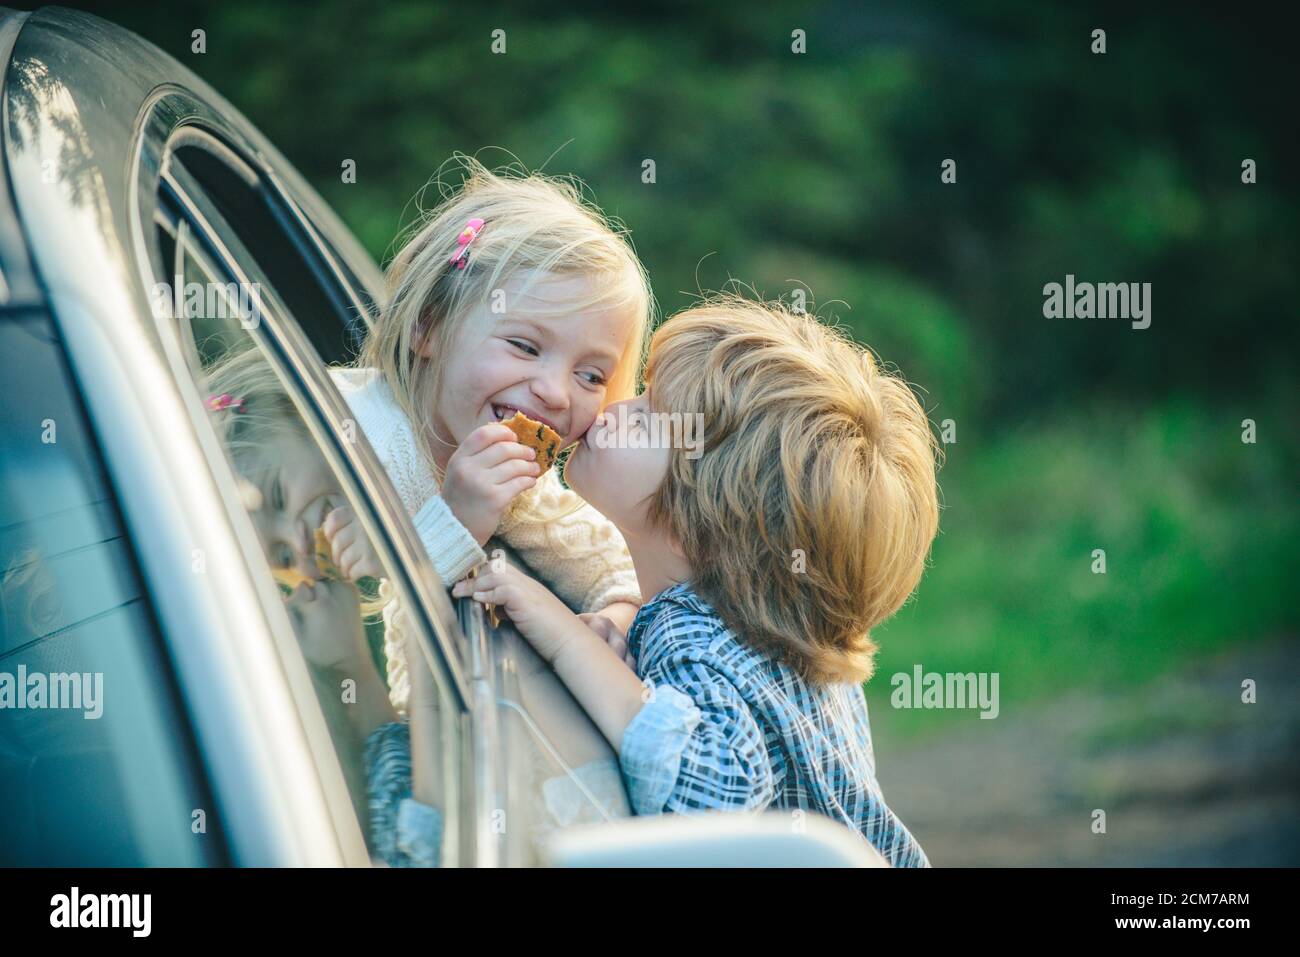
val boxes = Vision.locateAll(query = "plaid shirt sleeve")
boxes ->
[619,653,779,816]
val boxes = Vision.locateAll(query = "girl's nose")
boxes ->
[530,364,570,411]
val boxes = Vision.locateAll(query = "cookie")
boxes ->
[502,410,562,474]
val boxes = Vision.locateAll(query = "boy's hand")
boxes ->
[592,600,639,633]
[578,611,635,670]
[440,423,541,545]
[321,505,384,582]
[451,563,576,664]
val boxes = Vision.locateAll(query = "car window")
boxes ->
[491,621,631,864]
[0,308,225,866]
[155,171,464,866]
[163,130,371,364]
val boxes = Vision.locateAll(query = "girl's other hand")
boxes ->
[321,504,384,581]
[450,562,574,663]
[440,423,541,545]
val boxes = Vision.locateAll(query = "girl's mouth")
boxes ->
[492,403,563,437]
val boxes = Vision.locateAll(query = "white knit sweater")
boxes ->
[329,368,641,710]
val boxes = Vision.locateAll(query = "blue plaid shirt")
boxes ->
[619,581,930,868]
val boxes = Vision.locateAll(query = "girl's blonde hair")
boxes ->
[644,295,940,685]
[203,344,300,466]
[360,155,654,479]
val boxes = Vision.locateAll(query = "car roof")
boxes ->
[0,5,383,354]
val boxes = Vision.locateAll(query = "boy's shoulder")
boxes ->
[629,582,769,679]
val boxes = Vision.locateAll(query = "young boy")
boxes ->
[453,296,940,867]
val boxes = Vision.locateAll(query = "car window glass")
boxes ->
[493,625,631,864]
[166,136,368,364]
[0,310,223,865]
[159,194,460,865]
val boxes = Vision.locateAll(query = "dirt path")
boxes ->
[871,637,1300,866]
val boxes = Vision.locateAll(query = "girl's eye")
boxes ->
[507,339,539,356]
[578,370,607,387]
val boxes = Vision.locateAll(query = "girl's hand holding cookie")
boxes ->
[440,423,541,545]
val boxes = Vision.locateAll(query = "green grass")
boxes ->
[864,398,1298,741]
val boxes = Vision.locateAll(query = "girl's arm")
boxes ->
[453,565,779,817]
[451,565,646,752]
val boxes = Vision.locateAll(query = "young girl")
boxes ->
[456,296,938,867]
[332,157,653,712]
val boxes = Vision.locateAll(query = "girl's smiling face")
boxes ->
[423,271,634,469]
[246,430,339,581]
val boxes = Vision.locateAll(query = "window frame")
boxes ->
[149,144,477,865]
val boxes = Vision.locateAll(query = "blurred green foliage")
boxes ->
[867,391,1297,737]
[94,0,1296,733]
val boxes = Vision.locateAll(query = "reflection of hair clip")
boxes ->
[207,392,245,413]
[449,217,485,270]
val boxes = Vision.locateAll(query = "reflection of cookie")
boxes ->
[272,567,312,590]
[271,528,339,592]
[314,528,341,579]
[502,411,561,474]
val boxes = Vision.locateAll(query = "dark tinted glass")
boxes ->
[0,309,223,865]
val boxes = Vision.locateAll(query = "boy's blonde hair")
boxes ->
[644,296,940,685]
[360,156,654,473]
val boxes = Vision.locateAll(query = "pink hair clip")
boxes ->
[449,217,485,270]
[207,393,246,413]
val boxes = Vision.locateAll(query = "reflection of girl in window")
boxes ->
[203,350,382,587]
[283,575,399,841]
[203,346,422,861]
